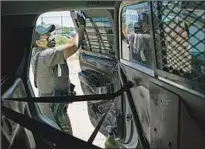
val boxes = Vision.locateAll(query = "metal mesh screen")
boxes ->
[82,17,115,56]
[152,1,205,82]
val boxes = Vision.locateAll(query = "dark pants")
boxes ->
[39,84,75,135]
[51,102,73,135]
[51,89,75,135]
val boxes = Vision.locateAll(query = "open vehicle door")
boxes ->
[70,8,123,137]
[72,1,205,148]
[70,4,140,148]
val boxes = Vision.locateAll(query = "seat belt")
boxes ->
[1,106,100,149]
[3,81,133,103]
[2,82,132,146]
[2,82,132,147]
[88,99,114,144]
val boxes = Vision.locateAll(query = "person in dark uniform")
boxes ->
[31,24,85,135]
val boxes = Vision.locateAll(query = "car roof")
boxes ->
[2,1,115,16]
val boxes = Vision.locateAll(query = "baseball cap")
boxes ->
[35,24,55,35]
[32,24,55,47]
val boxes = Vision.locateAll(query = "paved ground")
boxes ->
[29,53,106,148]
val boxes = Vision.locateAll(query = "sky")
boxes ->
[36,11,74,27]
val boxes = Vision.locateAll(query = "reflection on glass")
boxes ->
[121,2,152,67]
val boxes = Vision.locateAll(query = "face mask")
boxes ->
[47,35,56,48]
[36,39,48,48]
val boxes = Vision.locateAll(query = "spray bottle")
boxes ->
[104,126,120,149]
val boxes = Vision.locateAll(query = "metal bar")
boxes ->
[90,18,107,52]
[89,18,102,53]
[61,15,63,35]
[86,32,114,36]
[2,82,133,103]
[87,99,114,144]
[157,1,167,69]
[86,26,112,30]
[83,39,111,43]
[149,2,157,74]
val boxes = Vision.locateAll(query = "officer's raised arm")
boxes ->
[39,25,85,67]
[62,25,85,59]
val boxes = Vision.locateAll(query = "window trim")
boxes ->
[120,59,154,76]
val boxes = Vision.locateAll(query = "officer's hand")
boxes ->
[77,11,86,26]
[63,25,85,59]
[73,25,85,49]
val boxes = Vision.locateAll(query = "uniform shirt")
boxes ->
[31,46,70,97]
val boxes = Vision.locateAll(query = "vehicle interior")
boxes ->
[1,1,205,149]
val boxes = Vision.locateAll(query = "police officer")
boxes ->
[31,24,85,135]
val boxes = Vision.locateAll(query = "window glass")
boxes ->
[121,2,152,67]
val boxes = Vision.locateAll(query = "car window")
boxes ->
[121,2,152,67]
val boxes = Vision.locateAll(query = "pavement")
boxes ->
[29,53,106,148]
